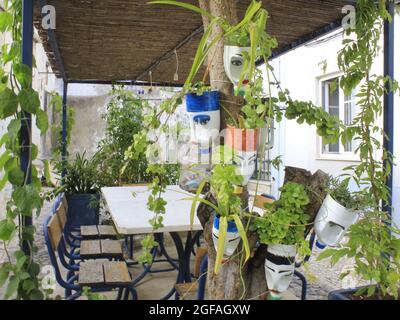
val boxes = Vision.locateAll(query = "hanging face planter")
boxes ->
[264,244,296,299]
[223,45,250,91]
[225,125,258,186]
[314,194,359,247]
[185,91,220,145]
[212,214,240,260]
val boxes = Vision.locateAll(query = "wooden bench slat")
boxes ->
[97,225,117,237]
[80,240,102,258]
[100,239,123,258]
[78,260,104,287]
[80,225,99,237]
[103,261,131,285]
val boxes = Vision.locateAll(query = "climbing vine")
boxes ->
[0,0,51,299]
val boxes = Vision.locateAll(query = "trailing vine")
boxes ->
[0,1,51,299]
[317,0,400,299]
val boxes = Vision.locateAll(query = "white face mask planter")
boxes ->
[186,91,220,145]
[314,194,359,248]
[212,215,240,260]
[223,45,250,93]
[264,244,297,300]
[225,126,258,186]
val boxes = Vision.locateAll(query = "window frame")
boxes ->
[316,72,360,162]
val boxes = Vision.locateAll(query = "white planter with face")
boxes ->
[223,45,250,86]
[265,244,296,298]
[314,194,359,247]
[212,215,240,259]
[232,150,256,186]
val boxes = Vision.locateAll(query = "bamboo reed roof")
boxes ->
[34,0,353,84]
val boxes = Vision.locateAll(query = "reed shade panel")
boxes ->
[34,0,351,84]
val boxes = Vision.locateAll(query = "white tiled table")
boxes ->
[101,185,204,300]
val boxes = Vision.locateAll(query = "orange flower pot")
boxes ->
[225,125,258,152]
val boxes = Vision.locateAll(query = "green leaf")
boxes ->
[148,1,215,21]
[232,215,250,262]
[36,109,49,134]
[18,88,40,113]
[13,63,32,88]
[8,167,25,186]
[0,88,18,119]
[0,264,10,288]
[0,12,13,32]
[189,178,206,230]
[0,219,16,241]
[3,42,21,63]
[7,118,21,140]
[4,275,19,300]
[30,289,44,300]
[214,216,227,274]
[43,160,51,184]
[316,248,337,261]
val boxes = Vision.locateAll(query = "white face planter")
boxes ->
[186,91,220,145]
[232,150,256,186]
[212,215,240,260]
[264,244,296,299]
[314,194,359,247]
[223,45,250,86]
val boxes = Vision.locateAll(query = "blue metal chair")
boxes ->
[44,214,137,300]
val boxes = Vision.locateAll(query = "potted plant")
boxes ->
[185,164,250,273]
[53,152,103,228]
[314,177,361,248]
[252,182,311,299]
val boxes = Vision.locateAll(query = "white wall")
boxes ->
[267,29,384,192]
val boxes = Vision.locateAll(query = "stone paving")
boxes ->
[0,193,360,300]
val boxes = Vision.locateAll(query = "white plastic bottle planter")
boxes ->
[186,91,220,145]
[264,244,296,299]
[314,194,359,247]
[223,45,250,87]
[225,126,258,186]
[212,215,240,260]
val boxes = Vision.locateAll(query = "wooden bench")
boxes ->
[54,205,123,260]
[80,239,123,260]
[80,225,118,240]
[78,260,132,287]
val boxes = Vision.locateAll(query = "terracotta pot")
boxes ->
[225,125,258,152]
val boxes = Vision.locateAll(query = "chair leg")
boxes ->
[129,287,138,300]
[294,270,307,300]
[116,288,123,300]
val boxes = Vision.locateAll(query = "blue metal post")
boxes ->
[61,82,68,181]
[383,2,395,217]
[20,0,34,256]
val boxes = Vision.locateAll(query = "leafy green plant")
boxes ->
[252,182,311,257]
[317,0,400,300]
[53,152,102,195]
[0,0,52,299]
[324,176,364,211]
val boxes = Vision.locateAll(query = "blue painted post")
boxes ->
[61,82,68,181]
[383,3,395,218]
[20,0,34,256]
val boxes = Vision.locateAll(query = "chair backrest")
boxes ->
[57,201,68,229]
[47,214,63,251]
[253,194,275,209]
[61,194,68,213]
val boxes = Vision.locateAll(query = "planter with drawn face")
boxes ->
[212,214,240,259]
[223,45,250,87]
[314,194,359,247]
[225,126,258,186]
[264,244,296,299]
[186,91,220,145]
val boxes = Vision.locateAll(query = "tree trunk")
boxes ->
[196,0,268,300]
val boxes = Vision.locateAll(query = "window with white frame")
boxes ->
[321,76,359,155]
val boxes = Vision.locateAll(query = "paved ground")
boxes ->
[0,193,361,300]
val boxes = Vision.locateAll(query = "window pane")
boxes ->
[322,78,340,154]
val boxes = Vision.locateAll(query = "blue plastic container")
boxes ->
[66,193,100,228]
[185,91,220,112]
[213,214,238,233]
